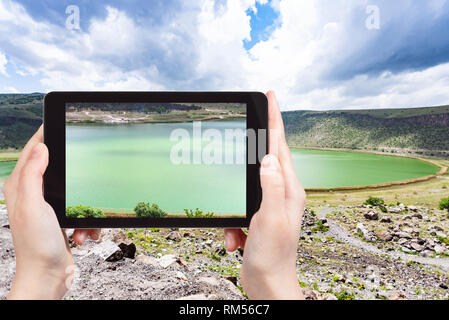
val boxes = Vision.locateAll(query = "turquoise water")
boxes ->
[66,121,247,214]
[0,122,439,214]
[0,161,16,179]
[290,149,438,188]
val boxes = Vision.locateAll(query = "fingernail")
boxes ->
[30,143,43,159]
[261,154,279,170]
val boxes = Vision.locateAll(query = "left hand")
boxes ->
[4,125,100,299]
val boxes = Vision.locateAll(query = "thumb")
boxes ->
[259,154,285,216]
[18,143,49,204]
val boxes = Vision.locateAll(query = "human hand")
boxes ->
[224,91,306,300]
[4,125,100,299]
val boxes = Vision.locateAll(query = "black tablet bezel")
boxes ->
[44,91,268,228]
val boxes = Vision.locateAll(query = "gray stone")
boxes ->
[434,245,447,255]
[410,243,424,252]
[396,231,412,239]
[157,254,177,268]
[364,211,379,220]
[166,231,182,242]
[87,240,123,261]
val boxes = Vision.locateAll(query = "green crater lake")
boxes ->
[0,121,439,214]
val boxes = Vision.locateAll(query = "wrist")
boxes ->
[8,267,70,300]
[243,268,303,300]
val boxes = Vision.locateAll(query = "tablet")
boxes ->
[43,92,268,228]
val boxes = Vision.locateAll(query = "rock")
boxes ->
[166,231,182,242]
[439,283,448,290]
[301,288,318,300]
[436,232,447,239]
[198,276,221,287]
[420,250,433,257]
[135,255,160,267]
[389,290,408,300]
[412,213,422,219]
[376,231,393,242]
[175,271,187,280]
[364,211,379,220]
[397,238,408,246]
[396,231,412,239]
[176,256,188,268]
[157,254,177,268]
[87,240,123,262]
[118,242,136,259]
[215,247,227,256]
[318,293,338,300]
[434,245,447,255]
[183,231,195,237]
[401,247,412,253]
[410,243,424,252]
[380,217,392,223]
[222,279,243,296]
[408,206,418,212]
[388,206,402,214]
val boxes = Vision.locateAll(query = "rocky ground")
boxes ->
[1,200,448,300]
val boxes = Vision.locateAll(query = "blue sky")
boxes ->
[0,0,449,110]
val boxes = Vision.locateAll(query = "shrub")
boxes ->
[439,197,449,213]
[66,205,105,218]
[364,196,385,207]
[184,208,215,218]
[134,202,167,218]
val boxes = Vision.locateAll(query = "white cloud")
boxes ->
[1,0,449,111]
[3,86,18,93]
[0,52,8,76]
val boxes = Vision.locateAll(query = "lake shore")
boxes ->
[290,146,447,192]
[66,110,246,124]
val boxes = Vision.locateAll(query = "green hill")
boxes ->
[1,94,448,158]
[282,106,449,158]
[0,94,44,149]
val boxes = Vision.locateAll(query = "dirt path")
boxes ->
[318,207,449,272]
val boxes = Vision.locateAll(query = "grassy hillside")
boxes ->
[282,106,449,158]
[1,93,448,158]
[0,94,43,149]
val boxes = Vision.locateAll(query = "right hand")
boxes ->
[224,91,306,300]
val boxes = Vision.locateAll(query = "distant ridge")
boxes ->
[282,105,449,158]
[0,93,448,158]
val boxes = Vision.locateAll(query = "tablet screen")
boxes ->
[65,102,246,219]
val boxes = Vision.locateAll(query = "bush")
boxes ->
[439,197,449,213]
[66,205,105,218]
[364,196,385,207]
[134,202,167,218]
[184,208,215,218]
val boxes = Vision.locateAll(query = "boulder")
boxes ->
[434,245,447,255]
[380,217,392,223]
[376,231,393,242]
[301,288,318,300]
[166,231,182,242]
[364,211,379,220]
[396,231,412,239]
[157,254,177,268]
[389,290,408,300]
[410,243,424,252]
[87,240,123,262]
[118,242,136,259]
